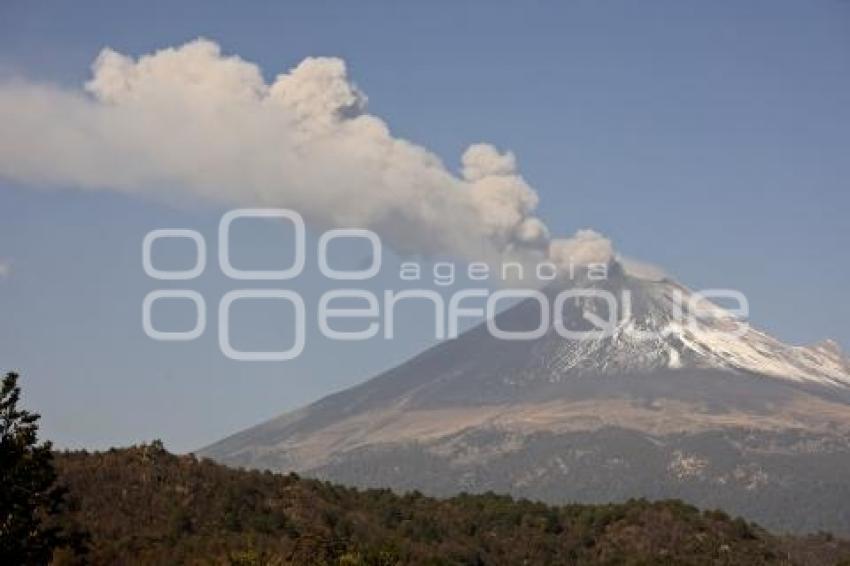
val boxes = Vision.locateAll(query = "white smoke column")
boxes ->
[549,230,614,267]
[0,38,612,270]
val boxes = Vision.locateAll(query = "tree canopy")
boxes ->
[0,372,86,564]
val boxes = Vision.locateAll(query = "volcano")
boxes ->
[201,261,850,534]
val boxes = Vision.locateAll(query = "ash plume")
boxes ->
[0,39,612,271]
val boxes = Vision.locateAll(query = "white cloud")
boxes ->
[0,39,612,271]
[0,259,11,279]
[549,230,613,267]
[619,256,667,281]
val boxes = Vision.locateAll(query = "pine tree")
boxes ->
[0,372,84,563]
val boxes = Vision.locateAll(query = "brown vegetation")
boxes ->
[53,444,850,565]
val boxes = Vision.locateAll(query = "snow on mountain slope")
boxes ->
[202,259,850,470]
[200,260,850,535]
[526,268,850,387]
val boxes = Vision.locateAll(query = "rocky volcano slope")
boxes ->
[202,262,850,534]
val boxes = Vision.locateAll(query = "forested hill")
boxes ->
[54,444,850,565]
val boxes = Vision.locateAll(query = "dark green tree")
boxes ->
[0,372,84,564]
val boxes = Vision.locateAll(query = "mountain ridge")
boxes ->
[202,262,850,534]
[56,445,850,565]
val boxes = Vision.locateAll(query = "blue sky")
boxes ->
[1,0,848,451]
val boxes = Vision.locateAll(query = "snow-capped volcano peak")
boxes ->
[202,261,850,538]
[529,262,850,387]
